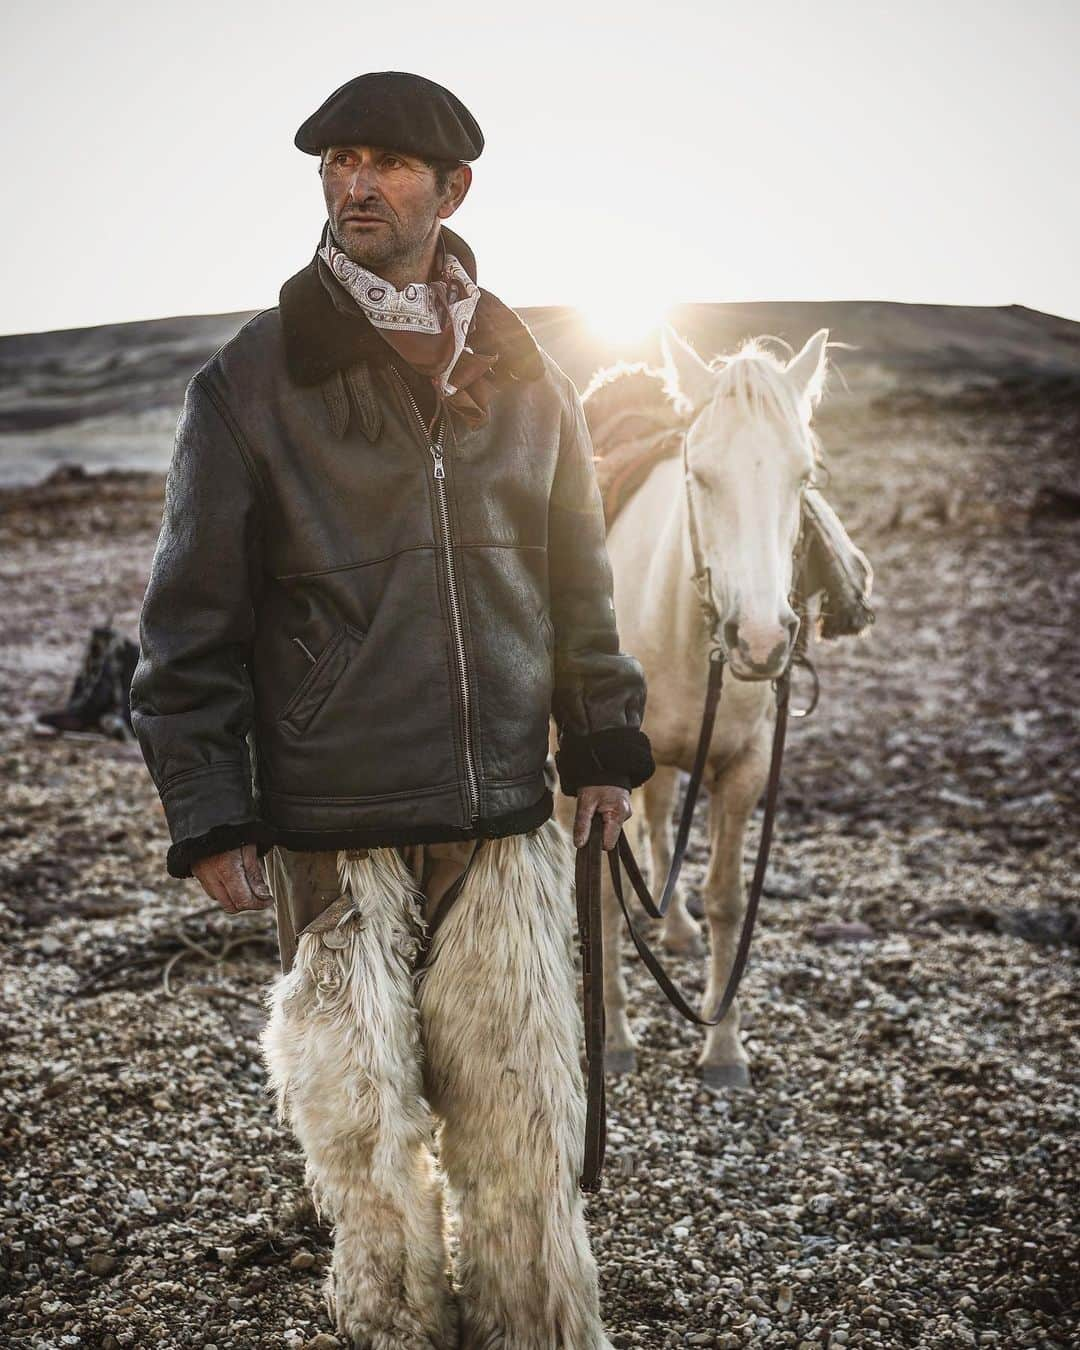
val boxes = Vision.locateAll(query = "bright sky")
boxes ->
[3,0,1078,337]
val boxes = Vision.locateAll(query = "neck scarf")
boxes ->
[317,221,498,430]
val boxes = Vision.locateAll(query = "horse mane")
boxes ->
[705,341,820,462]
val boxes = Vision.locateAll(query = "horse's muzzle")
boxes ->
[720,610,799,680]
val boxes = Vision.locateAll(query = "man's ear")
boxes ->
[438,163,472,220]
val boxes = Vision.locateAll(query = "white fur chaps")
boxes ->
[261,817,612,1350]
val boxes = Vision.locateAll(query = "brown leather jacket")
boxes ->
[130,225,655,878]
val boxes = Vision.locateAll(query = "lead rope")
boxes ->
[578,665,792,1191]
[577,818,607,1189]
[608,666,791,1023]
[577,467,812,1190]
[581,647,729,1187]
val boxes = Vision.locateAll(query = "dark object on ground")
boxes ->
[1029,484,1080,523]
[917,903,1080,948]
[37,622,139,739]
[811,920,877,944]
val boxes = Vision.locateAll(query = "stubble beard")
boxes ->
[330,214,431,281]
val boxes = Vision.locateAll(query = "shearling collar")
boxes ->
[279,222,545,389]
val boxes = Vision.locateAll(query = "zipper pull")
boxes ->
[429,445,446,479]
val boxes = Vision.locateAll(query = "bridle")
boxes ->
[681,411,811,664]
[681,408,819,717]
[682,418,725,650]
[577,407,819,1191]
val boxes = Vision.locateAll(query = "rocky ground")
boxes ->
[0,376,1077,1348]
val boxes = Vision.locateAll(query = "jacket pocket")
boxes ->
[277,623,366,735]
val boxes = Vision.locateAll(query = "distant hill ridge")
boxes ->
[0,300,1077,486]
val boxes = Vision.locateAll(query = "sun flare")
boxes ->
[577,290,674,347]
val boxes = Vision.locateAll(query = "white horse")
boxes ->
[555,325,831,1086]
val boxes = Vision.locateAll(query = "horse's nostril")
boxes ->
[722,619,740,653]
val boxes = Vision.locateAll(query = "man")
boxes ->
[130,70,654,1348]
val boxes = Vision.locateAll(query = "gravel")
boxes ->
[0,376,1077,1347]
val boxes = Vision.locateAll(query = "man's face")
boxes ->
[320,144,469,274]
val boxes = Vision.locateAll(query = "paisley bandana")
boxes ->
[317,221,498,428]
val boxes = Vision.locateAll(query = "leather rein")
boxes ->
[577,420,816,1191]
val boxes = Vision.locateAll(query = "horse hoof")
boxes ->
[606,1048,637,1076]
[700,1062,752,1090]
[686,895,705,920]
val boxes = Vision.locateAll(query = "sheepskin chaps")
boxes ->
[262,817,613,1350]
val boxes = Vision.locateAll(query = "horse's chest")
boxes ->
[648,681,772,781]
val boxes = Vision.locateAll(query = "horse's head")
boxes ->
[660,324,829,681]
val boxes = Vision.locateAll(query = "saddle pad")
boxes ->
[594,428,684,532]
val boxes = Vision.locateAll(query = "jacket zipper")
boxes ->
[389,365,480,824]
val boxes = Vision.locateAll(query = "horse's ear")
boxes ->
[659,323,715,418]
[786,328,829,412]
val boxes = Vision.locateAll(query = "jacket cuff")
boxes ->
[166,820,274,880]
[555,726,656,798]
[157,761,265,878]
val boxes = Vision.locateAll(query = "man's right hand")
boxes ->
[192,843,274,914]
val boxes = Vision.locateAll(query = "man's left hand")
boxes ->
[573,784,632,851]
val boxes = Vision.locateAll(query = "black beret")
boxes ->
[294,70,483,162]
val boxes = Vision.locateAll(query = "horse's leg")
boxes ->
[647,767,704,956]
[418,816,613,1350]
[262,847,456,1350]
[698,732,770,1088]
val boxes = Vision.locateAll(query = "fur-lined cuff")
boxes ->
[166,821,274,880]
[555,726,656,798]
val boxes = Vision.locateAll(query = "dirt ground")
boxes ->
[0,376,1077,1349]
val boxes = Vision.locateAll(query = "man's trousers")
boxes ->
[260,815,612,1350]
